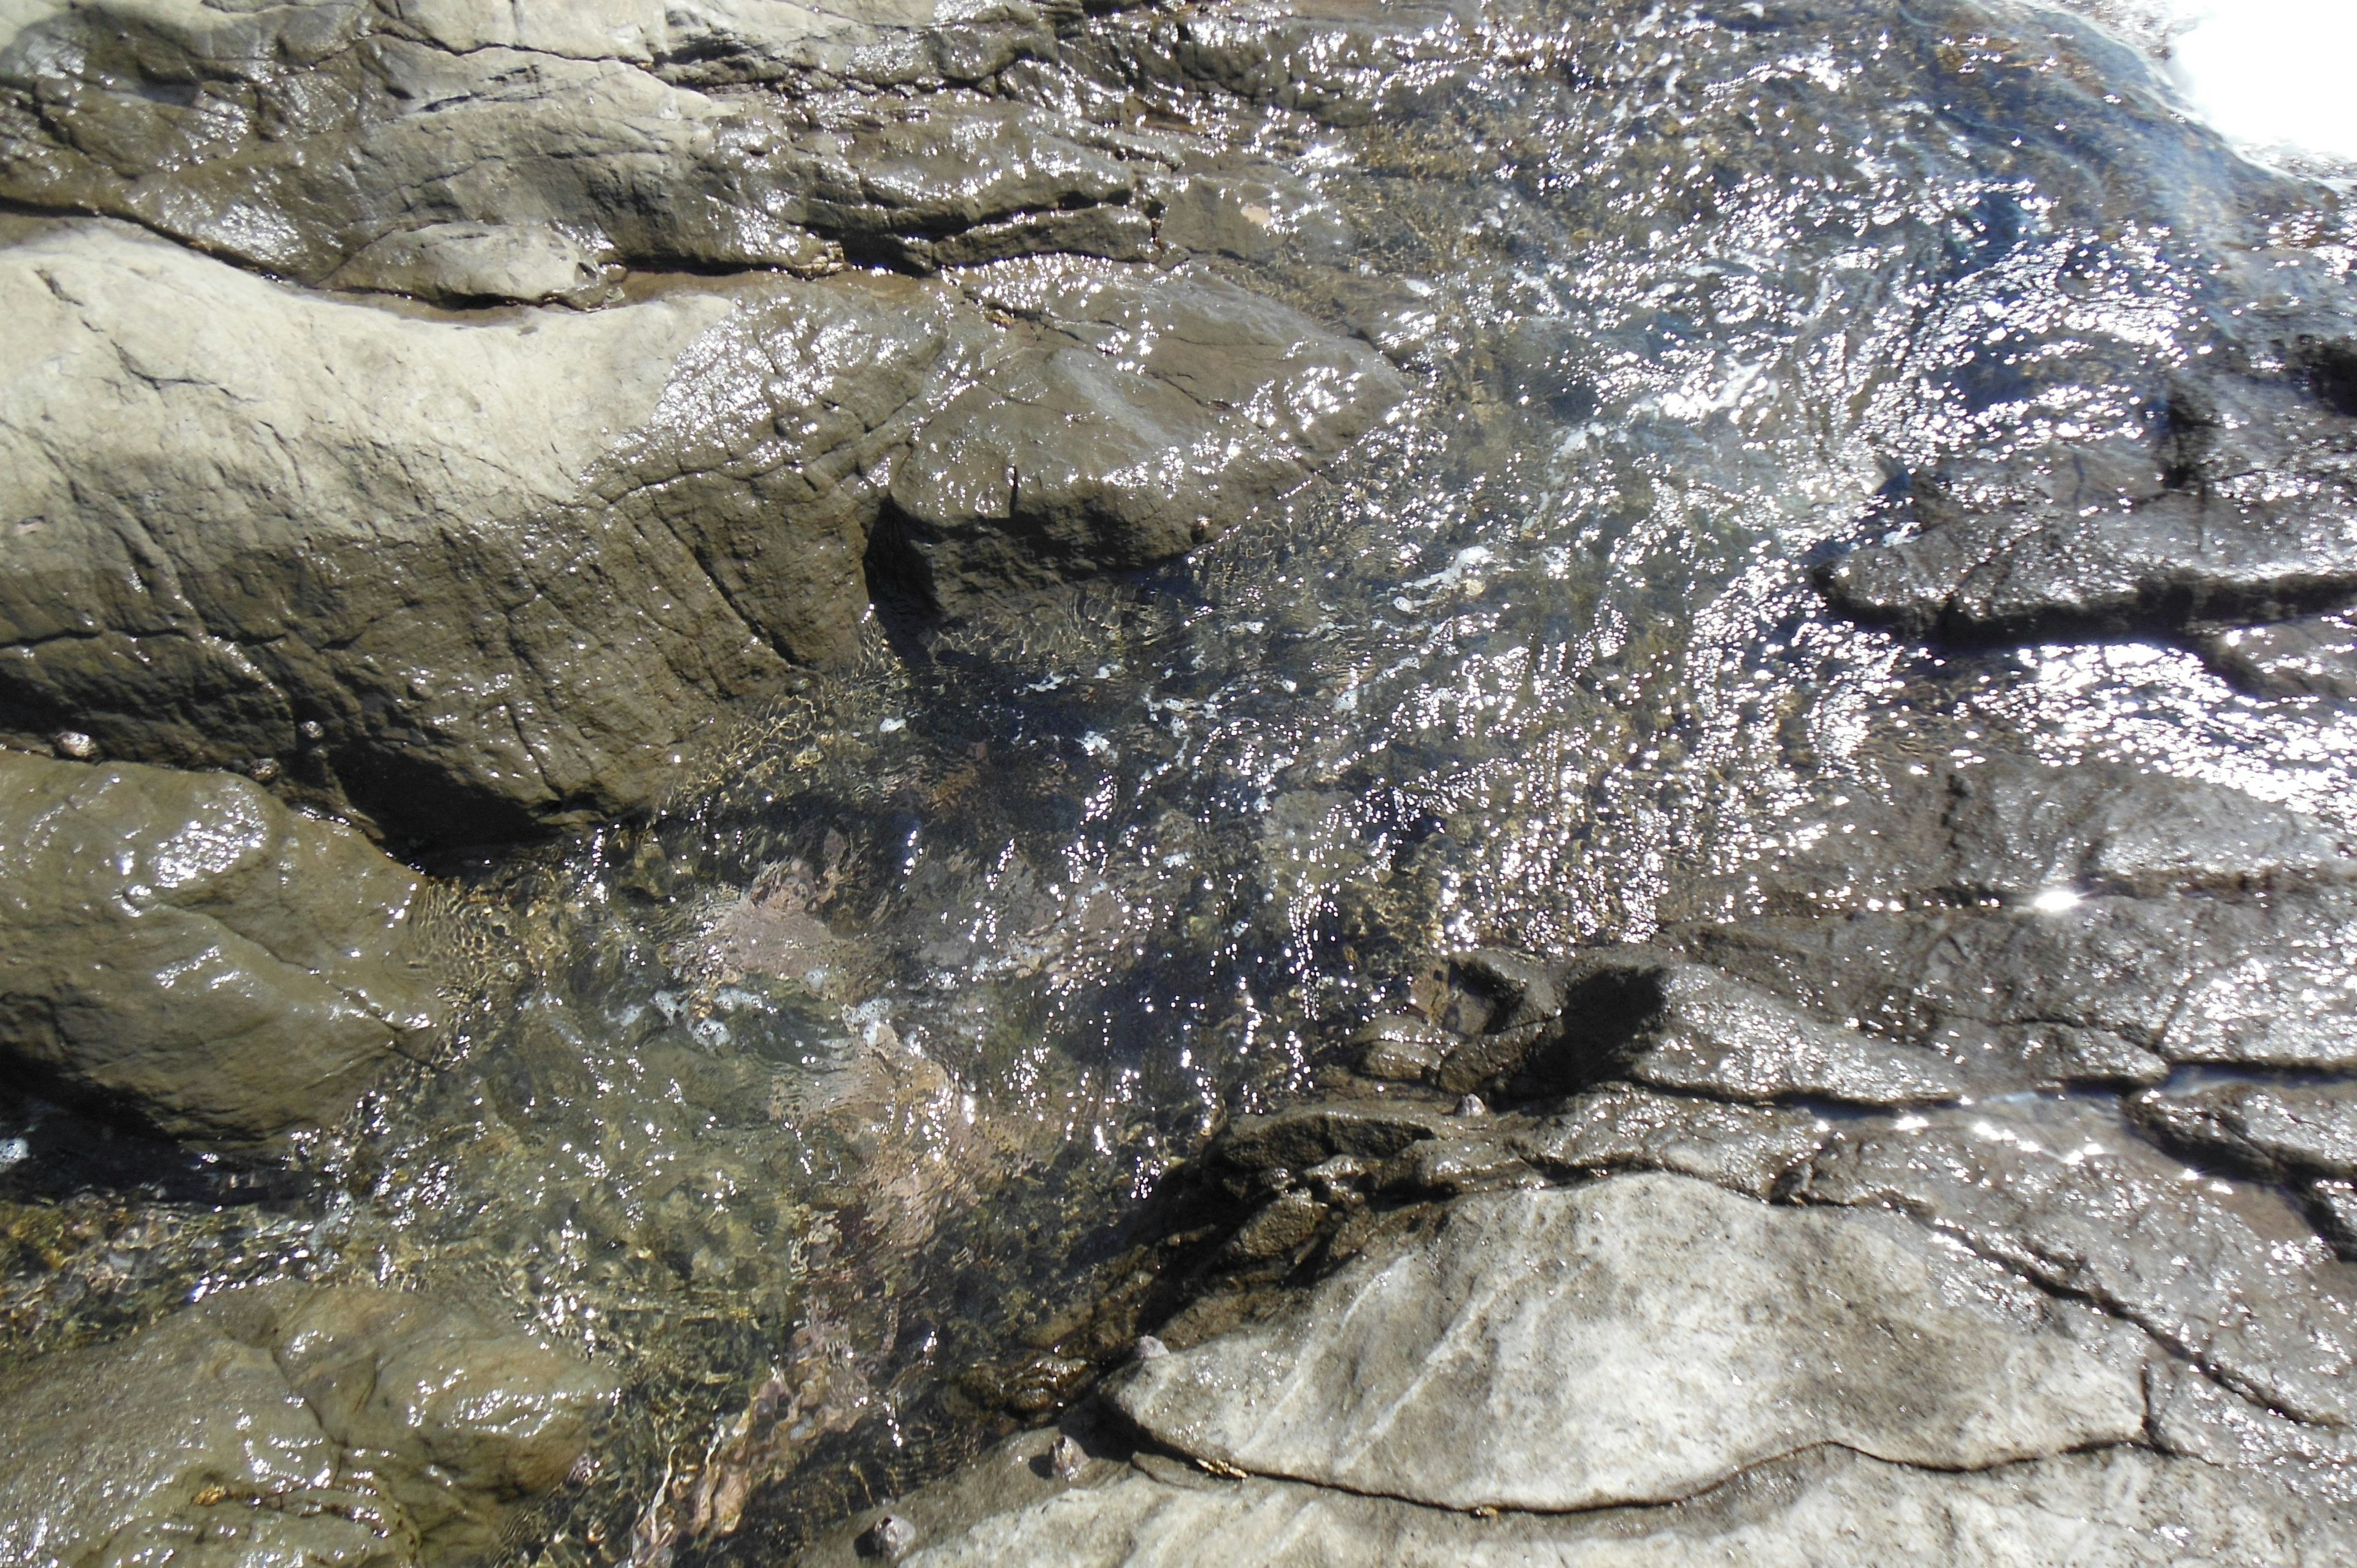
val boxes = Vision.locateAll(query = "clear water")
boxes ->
[5,0,2355,1561]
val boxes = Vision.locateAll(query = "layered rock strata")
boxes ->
[790,743,2357,1561]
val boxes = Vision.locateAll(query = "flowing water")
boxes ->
[5,0,2355,1561]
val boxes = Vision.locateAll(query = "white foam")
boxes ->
[2156,1,2357,166]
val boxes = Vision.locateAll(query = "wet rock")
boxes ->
[2145,1356,2357,1487]
[0,1280,614,1567]
[1220,1187,1328,1259]
[329,219,613,306]
[1798,1099,2357,1429]
[1686,893,2357,1074]
[2129,1082,2357,1184]
[1507,1084,1829,1199]
[2310,1181,2357,1256]
[1213,1100,1446,1174]
[1110,1173,2142,1512]
[2194,611,2357,700]
[1376,1132,1544,1196]
[1937,760,2355,899]
[1655,749,2357,1083]
[1118,0,1490,128]
[0,749,437,1144]
[0,222,960,844]
[1819,359,2357,646]
[1155,161,1355,266]
[882,264,1404,616]
[1688,754,2355,916]
[1349,1013,1448,1080]
[797,1444,2355,1567]
[0,2,1118,300]
[1438,946,1968,1106]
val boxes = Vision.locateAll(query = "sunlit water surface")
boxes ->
[5,0,2356,1560]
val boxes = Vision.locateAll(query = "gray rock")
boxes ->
[1112,1173,2142,1512]
[807,1446,2355,1567]
[1799,1099,2357,1429]
[1350,1013,1449,1081]
[0,223,927,843]
[1819,358,2357,646]
[1117,0,1490,129]
[1685,892,2357,1073]
[2130,1083,2357,1183]
[0,749,437,1144]
[2145,1356,2357,1490]
[329,219,614,305]
[1215,1099,1446,1173]
[0,2,1119,300]
[1438,947,1968,1106]
[883,264,1404,615]
[2312,1181,2357,1255]
[0,1280,615,1567]
[1938,760,2355,900]
[0,226,1398,842]
[2194,611,2357,700]
[1507,1084,1829,1199]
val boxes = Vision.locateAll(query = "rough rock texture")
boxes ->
[0,1,1149,300]
[1655,754,2357,1079]
[2193,611,2357,700]
[0,1280,615,1567]
[0,748,437,1144]
[0,222,851,843]
[1819,353,2357,646]
[1112,1174,2141,1513]
[2129,1083,2357,1184]
[881,261,1403,614]
[1798,1099,2357,1431]
[0,222,1396,844]
[1434,947,1968,1106]
[1506,1085,1828,1200]
[1345,757,2357,1116]
[799,1442,2355,1567]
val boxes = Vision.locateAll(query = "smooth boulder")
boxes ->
[0,748,437,1143]
[0,1280,616,1567]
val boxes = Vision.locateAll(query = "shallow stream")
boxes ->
[6,1,2356,1560]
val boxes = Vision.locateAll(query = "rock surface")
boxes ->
[881,261,1403,614]
[1798,1099,2357,1431]
[0,0,1136,299]
[2129,1083,2357,1184]
[0,222,1396,844]
[1112,1173,2142,1513]
[0,1280,615,1567]
[1819,355,2357,646]
[800,1442,2355,1567]
[0,748,436,1144]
